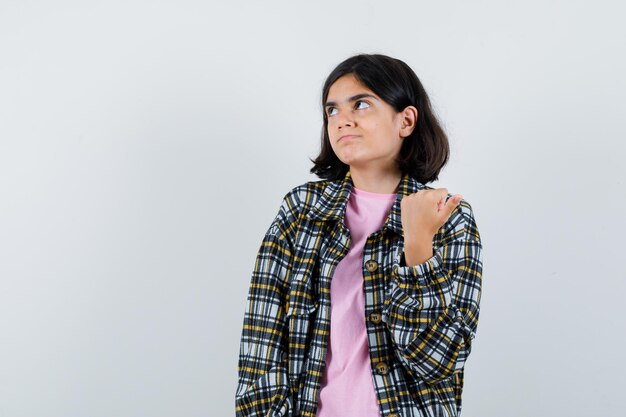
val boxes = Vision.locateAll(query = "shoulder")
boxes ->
[444,195,481,244]
[283,178,332,199]
[280,178,333,215]
[269,179,332,242]
[420,184,480,243]
[414,183,477,226]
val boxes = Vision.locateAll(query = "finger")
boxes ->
[437,193,447,211]
[444,194,462,215]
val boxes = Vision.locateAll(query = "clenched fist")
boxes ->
[400,189,463,264]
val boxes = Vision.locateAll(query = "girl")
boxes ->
[236,53,483,417]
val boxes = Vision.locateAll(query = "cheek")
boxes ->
[367,121,388,139]
[326,120,338,135]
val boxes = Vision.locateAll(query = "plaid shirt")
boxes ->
[236,170,483,417]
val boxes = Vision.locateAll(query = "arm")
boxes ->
[235,193,298,417]
[381,201,483,384]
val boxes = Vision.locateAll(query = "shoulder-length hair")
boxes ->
[309,53,450,184]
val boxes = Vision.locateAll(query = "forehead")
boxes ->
[327,74,376,99]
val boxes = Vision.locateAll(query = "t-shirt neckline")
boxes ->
[351,186,397,200]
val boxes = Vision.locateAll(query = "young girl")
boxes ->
[236,53,483,417]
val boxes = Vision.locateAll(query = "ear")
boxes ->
[399,106,418,138]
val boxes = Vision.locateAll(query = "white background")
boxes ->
[1,1,625,416]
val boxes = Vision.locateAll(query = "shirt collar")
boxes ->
[305,170,428,237]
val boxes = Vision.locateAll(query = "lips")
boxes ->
[339,134,359,141]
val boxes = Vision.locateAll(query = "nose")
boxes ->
[335,111,354,129]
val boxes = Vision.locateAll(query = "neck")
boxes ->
[349,166,402,194]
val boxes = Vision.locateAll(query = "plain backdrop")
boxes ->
[1,1,625,416]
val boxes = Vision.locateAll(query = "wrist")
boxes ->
[403,235,434,267]
[404,233,433,250]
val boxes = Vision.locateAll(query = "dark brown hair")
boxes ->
[309,53,450,184]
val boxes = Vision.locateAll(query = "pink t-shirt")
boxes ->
[315,185,397,417]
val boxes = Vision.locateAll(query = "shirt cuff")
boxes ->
[392,247,444,282]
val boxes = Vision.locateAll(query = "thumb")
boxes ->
[445,195,462,215]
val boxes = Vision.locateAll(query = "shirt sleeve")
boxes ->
[235,193,299,417]
[381,200,483,385]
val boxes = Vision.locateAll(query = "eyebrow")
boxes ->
[324,93,379,108]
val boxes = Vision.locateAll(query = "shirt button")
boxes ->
[281,351,288,362]
[375,362,389,375]
[369,312,382,324]
[365,259,378,272]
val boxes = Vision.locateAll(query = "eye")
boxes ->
[355,100,370,110]
[327,107,337,117]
